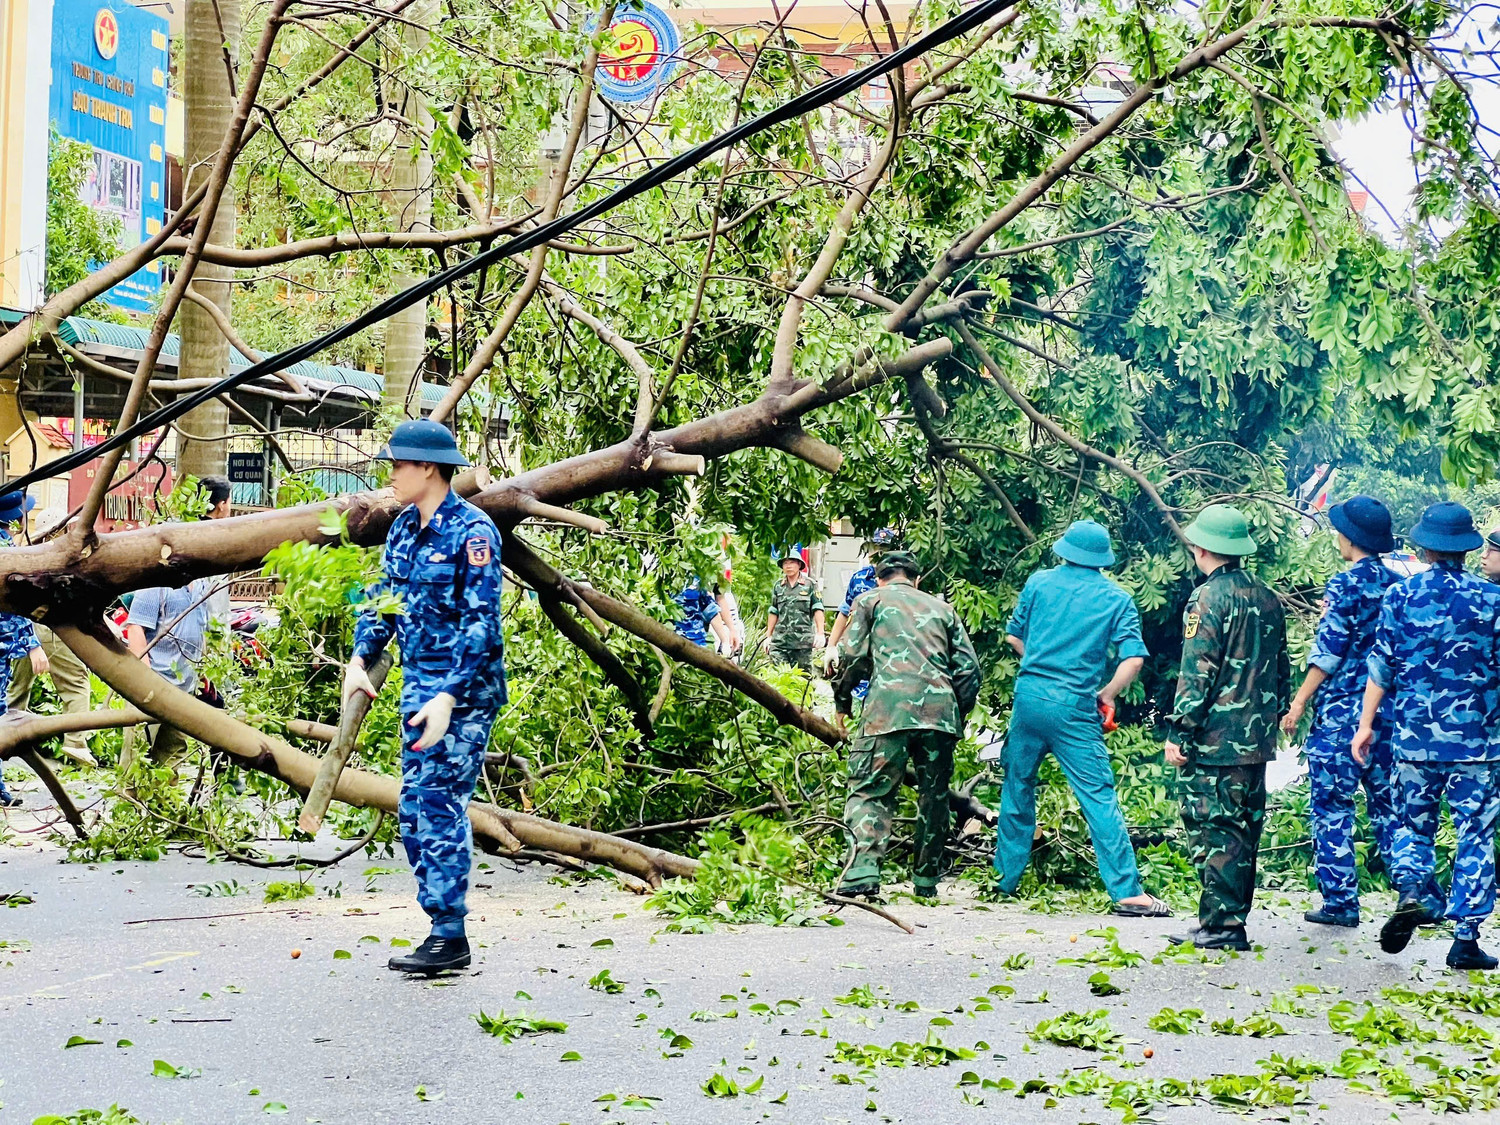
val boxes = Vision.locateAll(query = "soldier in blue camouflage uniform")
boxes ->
[346,421,506,975]
[0,492,42,808]
[1280,496,1400,927]
[823,529,896,700]
[1357,502,1500,971]
[673,580,731,650]
[1164,505,1290,952]
[829,551,980,901]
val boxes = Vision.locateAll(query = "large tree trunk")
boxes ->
[381,0,434,417]
[175,0,241,480]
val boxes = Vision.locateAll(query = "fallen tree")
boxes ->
[1,2,1489,903]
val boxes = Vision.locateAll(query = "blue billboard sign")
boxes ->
[49,0,170,312]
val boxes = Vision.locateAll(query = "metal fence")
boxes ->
[226,427,381,508]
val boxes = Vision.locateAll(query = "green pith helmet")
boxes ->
[1182,504,1258,556]
[876,549,921,577]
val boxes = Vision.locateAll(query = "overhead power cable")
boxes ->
[3,0,1019,498]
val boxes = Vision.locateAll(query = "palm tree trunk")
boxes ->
[176,0,240,480]
[382,1,434,417]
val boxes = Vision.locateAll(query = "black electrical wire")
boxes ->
[3,0,1018,499]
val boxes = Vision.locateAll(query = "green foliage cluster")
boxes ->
[646,821,843,930]
[830,1030,978,1068]
[30,1109,146,1125]
[473,1010,568,1042]
[45,132,125,319]
[1028,1008,1123,1051]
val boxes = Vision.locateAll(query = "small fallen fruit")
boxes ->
[1143,1047,1154,1059]
[290,949,302,959]
[1069,934,1078,943]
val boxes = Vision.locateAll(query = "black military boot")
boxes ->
[1304,907,1359,928]
[1447,938,1499,971]
[1168,926,1249,951]
[1379,891,1433,954]
[912,885,938,902]
[835,883,884,904]
[389,934,471,974]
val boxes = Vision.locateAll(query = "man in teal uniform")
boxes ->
[993,520,1170,916]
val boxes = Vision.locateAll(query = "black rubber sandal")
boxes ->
[1111,895,1172,918]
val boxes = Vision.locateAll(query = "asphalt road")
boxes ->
[0,777,1481,1125]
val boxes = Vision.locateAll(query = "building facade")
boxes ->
[0,0,172,313]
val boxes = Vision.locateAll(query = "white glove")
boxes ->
[820,647,837,674]
[409,692,456,751]
[342,660,377,704]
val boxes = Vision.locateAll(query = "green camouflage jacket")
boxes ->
[832,578,981,736]
[769,576,822,651]
[1166,563,1290,766]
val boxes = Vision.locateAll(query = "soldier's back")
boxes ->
[1181,566,1288,764]
[858,582,964,736]
[1376,564,1500,761]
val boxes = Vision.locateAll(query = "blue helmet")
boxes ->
[375,420,470,467]
[0,491,36,525]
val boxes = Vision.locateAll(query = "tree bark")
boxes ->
[296,649,394,834]
[52,621,697,885]
[0,342,951,620]
[175,0,242,481]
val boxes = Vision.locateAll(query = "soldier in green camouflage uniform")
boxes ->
[830,551,981,900]
[766,551,824,670]
[1164,505,1290,951]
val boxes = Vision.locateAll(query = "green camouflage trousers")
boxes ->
[770,643,813,672]
[841,729,956,891]
[1179,762,1267,930]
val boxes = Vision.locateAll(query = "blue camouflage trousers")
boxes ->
[1389,760,1500,942]
[1306,729,1399,916]
[399,695,502,938]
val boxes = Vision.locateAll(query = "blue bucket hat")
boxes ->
[374,419,470,467]
[1053,519,1115,568]
[1327,494,1395,554]
[0,492,36,525]
[1408,501,1482,553]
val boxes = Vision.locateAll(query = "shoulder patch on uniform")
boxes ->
[466,536,492,566]
[1184,612,1201,639]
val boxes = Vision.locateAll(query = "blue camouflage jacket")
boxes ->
[673,583,720,647]
[0,528,37,663]
[840,565,879,700]
[353,489,507,713]
[841,565,877,616]
[1367,560,1500,763]
[1306,555,1396,746]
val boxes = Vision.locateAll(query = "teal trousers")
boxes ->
[993,687,1143,901]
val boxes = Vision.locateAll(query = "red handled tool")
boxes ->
[1099,700,1118,733]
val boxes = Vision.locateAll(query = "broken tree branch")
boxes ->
[506,537,846,747]
[297,649,395,834]
[53,622,697,886]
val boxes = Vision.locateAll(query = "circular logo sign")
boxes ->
[94,8,119,60]
[594,2,679,104]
